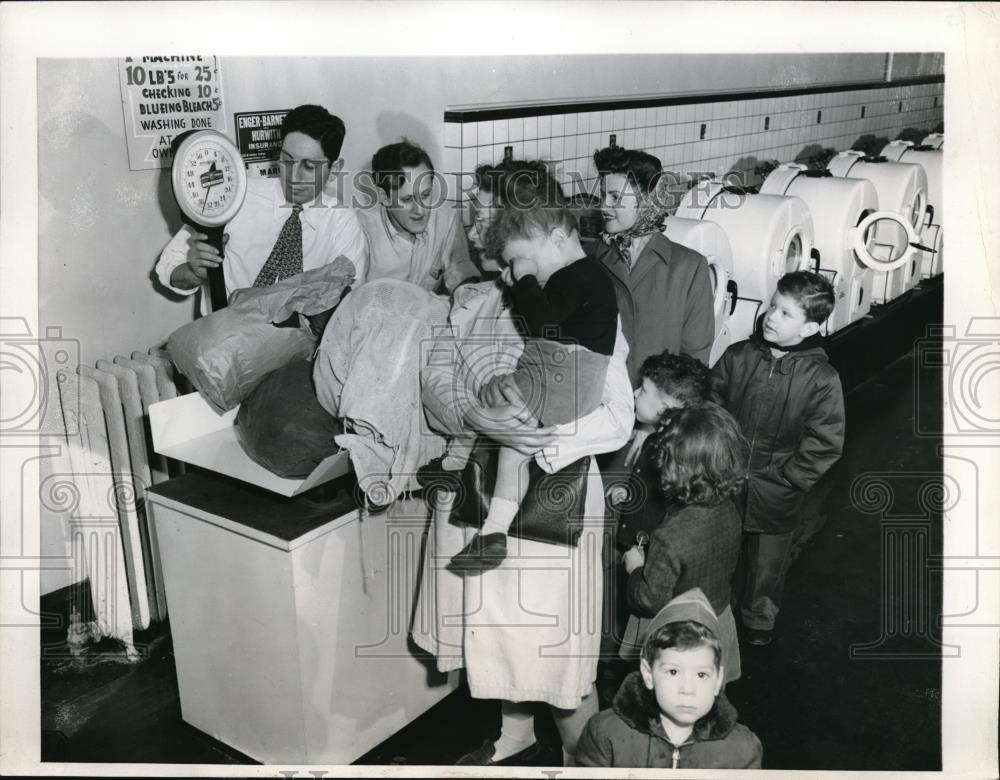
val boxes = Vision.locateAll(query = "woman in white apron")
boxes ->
[412,266,634,764]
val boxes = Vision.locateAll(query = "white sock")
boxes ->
[481,497,518,537]
[492,701,535,761]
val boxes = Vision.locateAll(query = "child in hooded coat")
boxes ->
[576,588,762,769]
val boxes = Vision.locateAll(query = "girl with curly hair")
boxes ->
[618,402,747,683]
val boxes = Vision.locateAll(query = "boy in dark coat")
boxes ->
[576,588,762,769]
[712,271,846,647]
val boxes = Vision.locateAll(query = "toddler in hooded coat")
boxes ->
[576,588,762,769]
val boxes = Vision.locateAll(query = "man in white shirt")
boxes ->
[156,104,368,312]
[358,140,479,295]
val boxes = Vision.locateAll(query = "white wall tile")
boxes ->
[462,123,477,147]
[478,121,493,146]
[443,147,461,173]
[493,119,508,144]
[458,172,476,196]
[462,147,477,171]
[443,81,941,204]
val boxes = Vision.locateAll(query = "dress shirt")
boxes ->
[357,202,478,295]
[156,176,368,313]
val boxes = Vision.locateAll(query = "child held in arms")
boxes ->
[448,203,619,571]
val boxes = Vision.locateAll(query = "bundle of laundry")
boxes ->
[167,257,355,414]
[235,356,343,478]
[313,279,450,506]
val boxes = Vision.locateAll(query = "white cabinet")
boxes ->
[148,473,457,764]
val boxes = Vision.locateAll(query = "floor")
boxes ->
[40,279,943,770]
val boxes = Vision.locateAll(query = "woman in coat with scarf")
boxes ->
[588,146,716,384]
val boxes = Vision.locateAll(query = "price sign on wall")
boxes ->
[118,56,226,171]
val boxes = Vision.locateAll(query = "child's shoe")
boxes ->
[448,532,507,573]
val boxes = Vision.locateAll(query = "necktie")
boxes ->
[253,204,303,287]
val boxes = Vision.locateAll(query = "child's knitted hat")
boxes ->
[644,587,721,639]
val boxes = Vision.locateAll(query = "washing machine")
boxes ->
[827,151,927,303]
[882,140,943,277]
[662,216,735,366]
[921,133,944,150]
[675,180,814,348]
[760,164,918,335]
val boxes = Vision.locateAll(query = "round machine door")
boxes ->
[850,210,921,271]
[662,216,735,332]
[705,257,731,328]
[773,228,811,280]
[906,182,928,228]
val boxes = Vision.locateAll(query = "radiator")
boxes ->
[56,348,183,656]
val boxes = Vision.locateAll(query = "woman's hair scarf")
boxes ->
[600,174,671,270]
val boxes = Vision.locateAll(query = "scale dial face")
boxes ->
[171,130,248,227]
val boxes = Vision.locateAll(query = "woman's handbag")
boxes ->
[447,439,591,547]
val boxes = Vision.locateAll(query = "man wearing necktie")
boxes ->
[156,105,368,312]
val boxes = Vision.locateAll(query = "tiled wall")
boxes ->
[442,78,943,206]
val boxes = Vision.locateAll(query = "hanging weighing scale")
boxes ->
[170,130,248,311]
